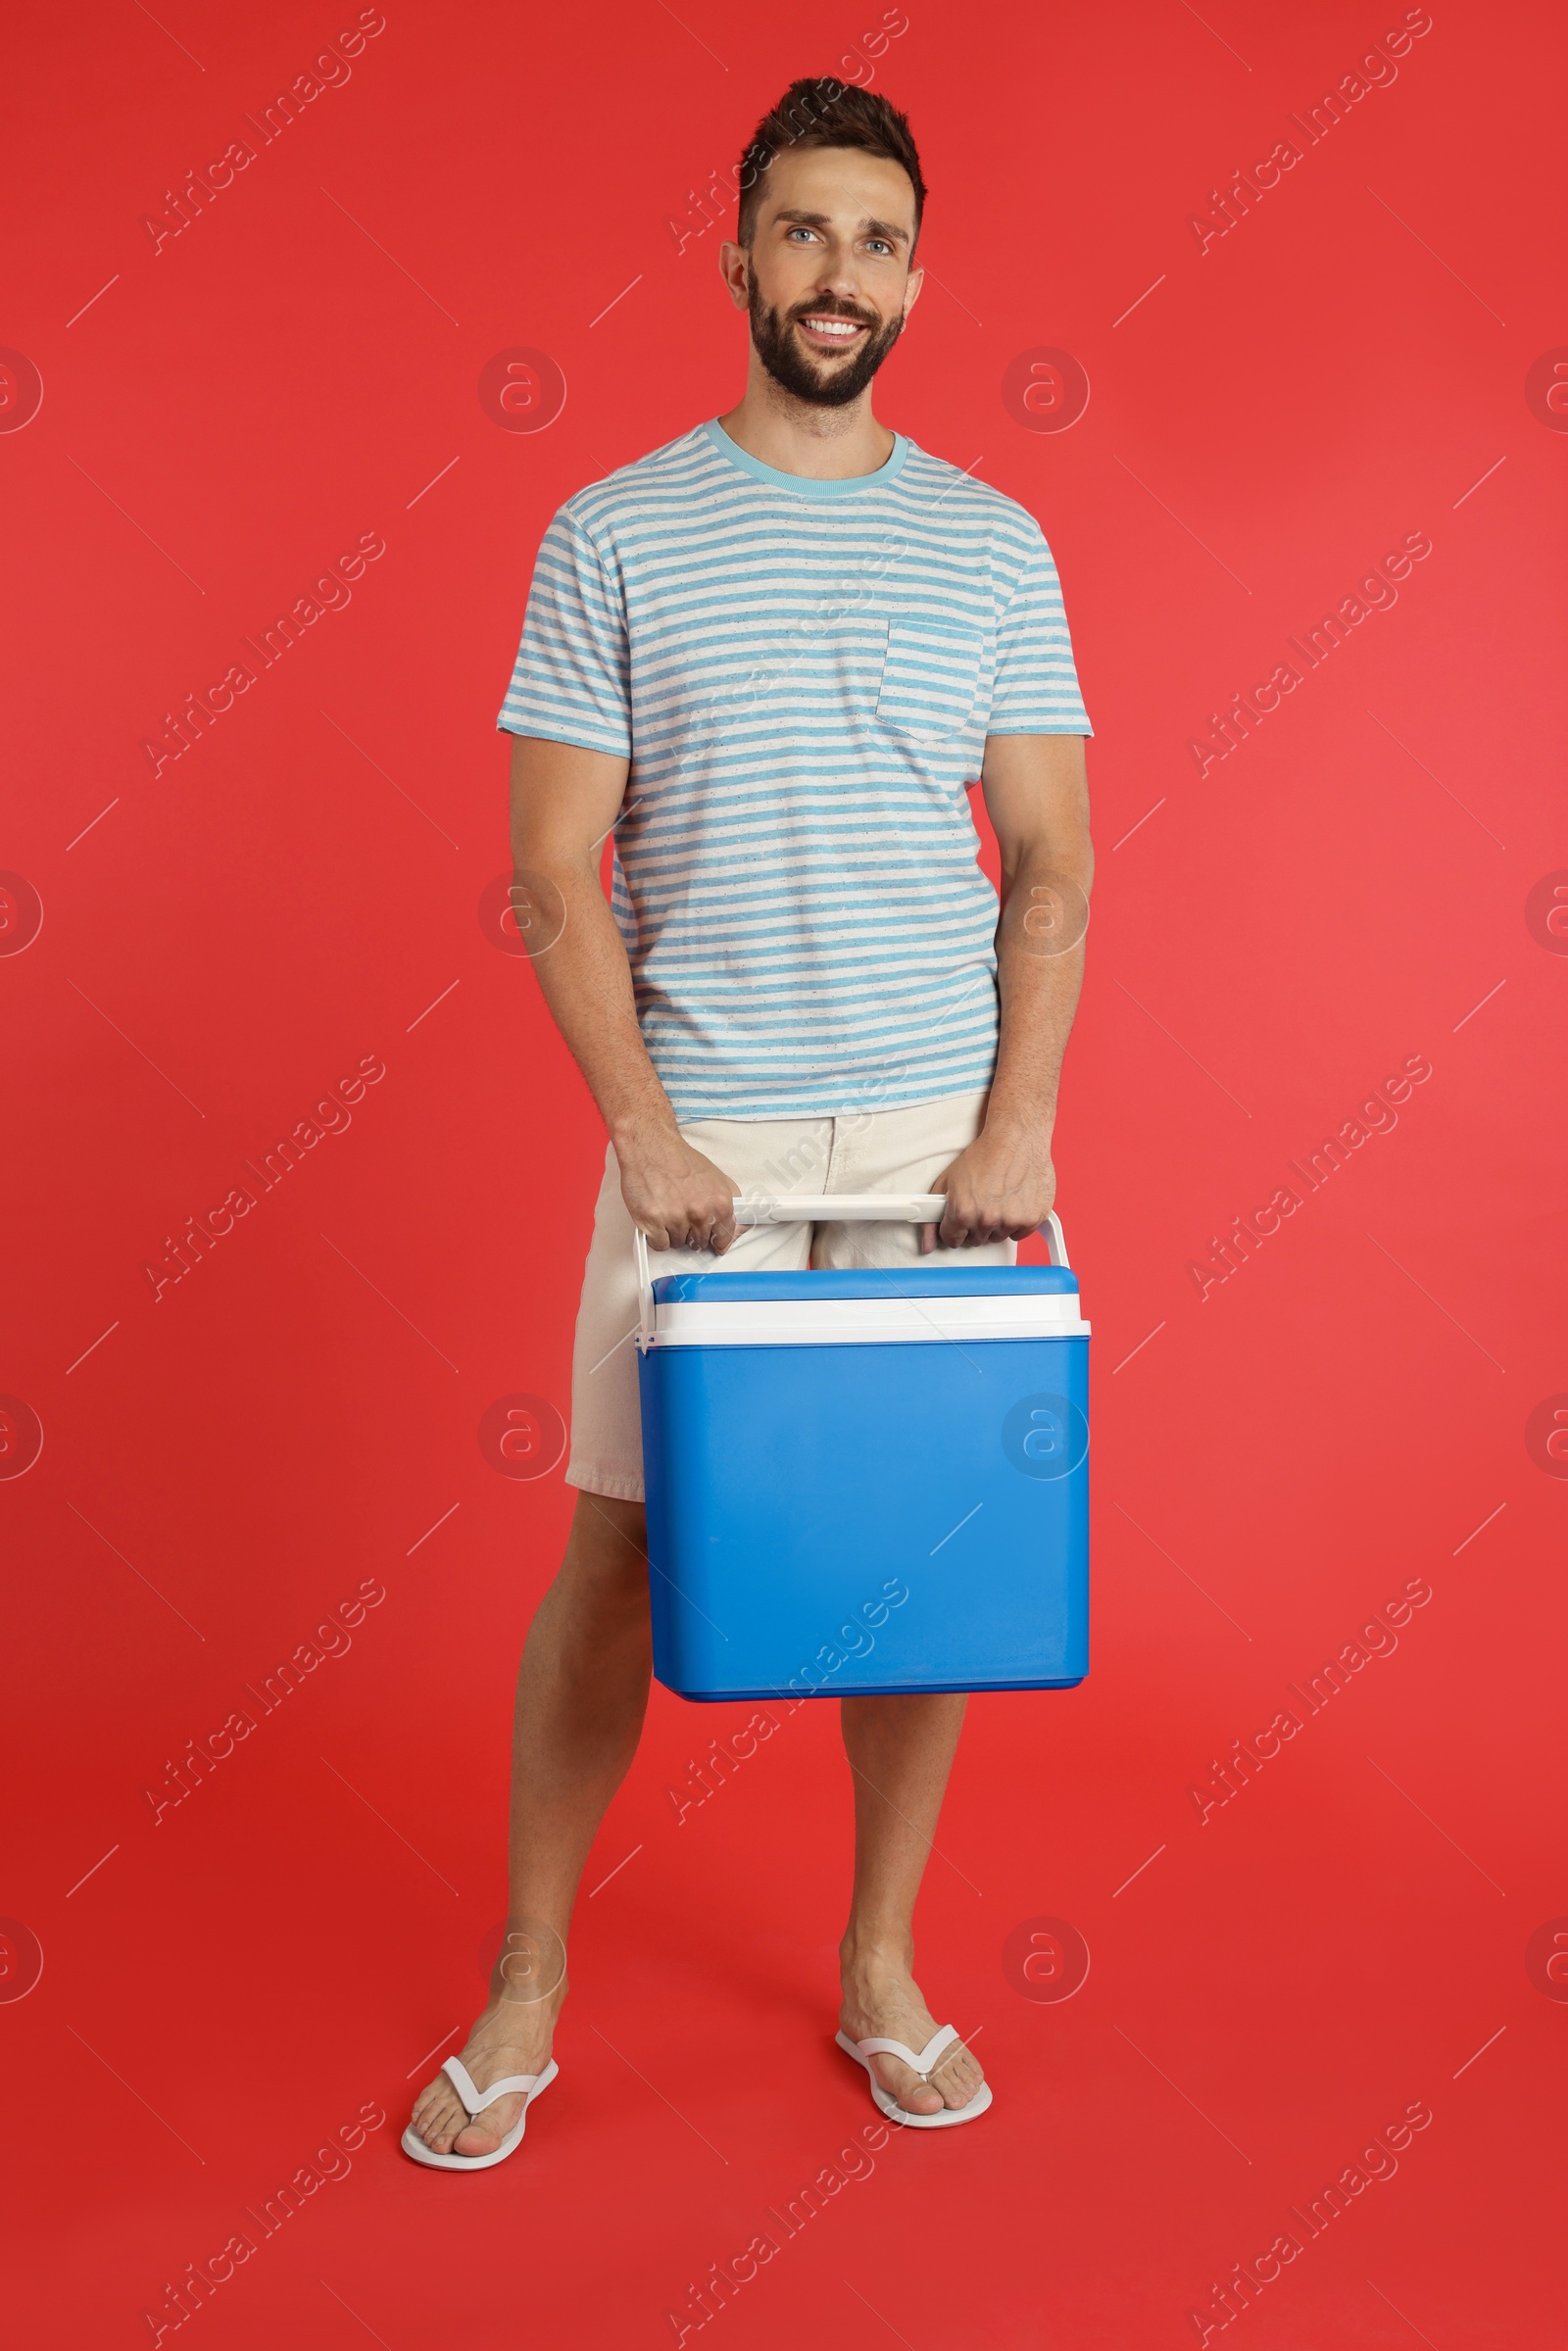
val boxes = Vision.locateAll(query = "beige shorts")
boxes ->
[565,1089,1014,1501]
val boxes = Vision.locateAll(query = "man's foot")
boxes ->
[408,1981,564,2160]
[838,1947,985,2118]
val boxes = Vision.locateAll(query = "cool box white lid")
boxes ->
[649,1288,1091,1347]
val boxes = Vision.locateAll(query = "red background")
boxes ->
[3,2,1564,2344]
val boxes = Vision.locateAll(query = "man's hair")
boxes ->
[735,78,927,255]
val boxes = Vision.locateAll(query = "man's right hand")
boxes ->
[616,1126,741,1254]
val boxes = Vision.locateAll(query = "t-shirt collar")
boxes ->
[701,416,910,497]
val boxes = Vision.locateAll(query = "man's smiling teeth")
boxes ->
[802,316,863,338]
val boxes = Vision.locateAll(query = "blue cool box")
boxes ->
[636,1216,1090,1702]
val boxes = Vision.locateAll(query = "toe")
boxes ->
[926,2039,984,2109]
[446,2091,522,2159]
[878,2061,943,2115]
[414,2087,459,2148]
[943,2058,985,2110]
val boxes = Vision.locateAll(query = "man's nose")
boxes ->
[812,247,870,296]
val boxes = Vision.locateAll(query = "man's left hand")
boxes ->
[920,1122,1056,1252]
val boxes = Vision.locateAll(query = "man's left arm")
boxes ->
[925,731,1094,1250]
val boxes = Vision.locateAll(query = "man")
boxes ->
[407,76,1092,2167]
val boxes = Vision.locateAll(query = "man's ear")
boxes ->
[718,239,751,311]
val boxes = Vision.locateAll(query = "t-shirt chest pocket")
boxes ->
[874,616,986,744]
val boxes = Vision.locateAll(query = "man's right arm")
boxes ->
[508,732,739,1252]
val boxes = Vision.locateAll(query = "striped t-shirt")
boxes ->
[497,417,1091,1119]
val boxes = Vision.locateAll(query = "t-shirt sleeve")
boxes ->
[496,510,632,756]
[986,524,1093,737]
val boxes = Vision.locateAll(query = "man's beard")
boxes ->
[747,282,904,409]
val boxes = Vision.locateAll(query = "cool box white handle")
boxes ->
[634,1197,1069,1352]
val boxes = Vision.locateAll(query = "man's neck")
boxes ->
[714,385,897,481]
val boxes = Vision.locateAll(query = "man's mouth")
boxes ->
[795,312,871,352]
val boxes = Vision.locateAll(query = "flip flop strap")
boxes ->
[442,2055,543,2115]
[853,2025,959,2078]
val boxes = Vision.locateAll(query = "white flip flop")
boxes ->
[835,2025,993,2129]
[401,2053,560,2171]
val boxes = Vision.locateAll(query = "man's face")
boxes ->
[734,146,921,409]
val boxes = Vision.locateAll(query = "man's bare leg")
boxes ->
[838,1692,987,2118]
[409,1490,651,2158]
